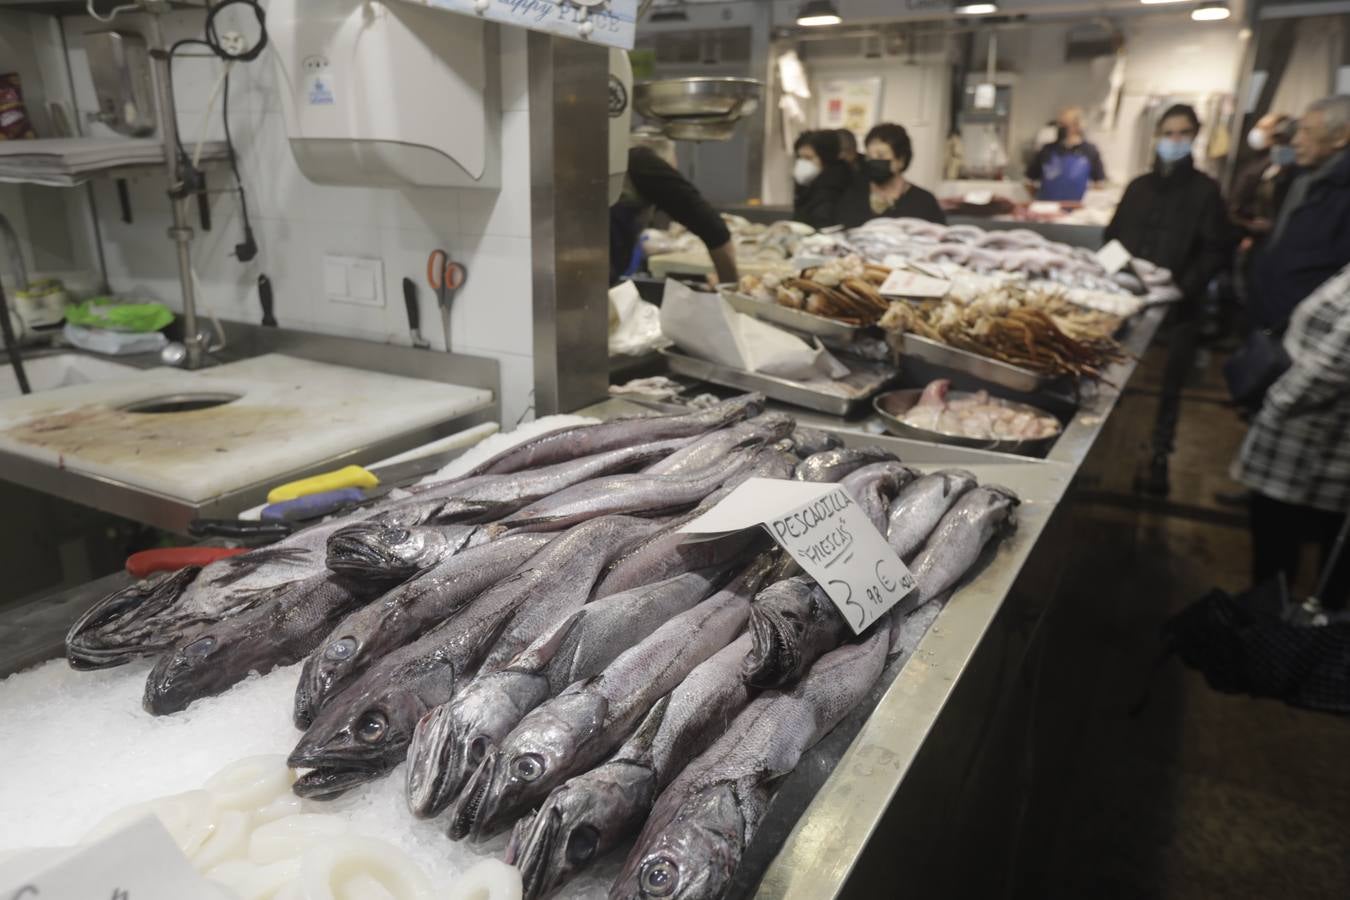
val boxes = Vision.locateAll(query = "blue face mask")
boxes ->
[1156,137,1193,164]
[1271,144,1297,167]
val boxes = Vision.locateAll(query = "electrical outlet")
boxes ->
[324,254,385,308]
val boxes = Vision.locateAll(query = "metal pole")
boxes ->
[145,6,203,368]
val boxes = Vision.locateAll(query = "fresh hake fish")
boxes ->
[839,461,919,532]
[294,532,554,728]
[143,571,385,716]
[325,523,477,580]
[885,468,978,560]
[448,555,776,842]
[908,484,1019,607]
[464,394,765,476]
[288,516,661,797]
[792,446,897,483]
[610,624,890,900]
[641,413,795,476]
[787,427,842,457]
[507,633,756,900]
[405,568,730,819]
[742,576,850,689]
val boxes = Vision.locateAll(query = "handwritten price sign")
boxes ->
[421,0,638,50]
[683,478,917,635]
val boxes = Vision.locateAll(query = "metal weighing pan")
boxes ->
[893,332,1054,394]
[873,388,1062,455]
[720,287,862,343]
[661,348,896,416]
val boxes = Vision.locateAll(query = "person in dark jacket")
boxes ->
[1249,95,1350,332]
[1105,103,1234,496]
[836,128,859,169]
[792,130,853,229]
[838,122,946,228]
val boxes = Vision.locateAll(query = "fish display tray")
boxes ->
[872,388,1062,455]
[719,288,862,343]
[660,349,896,416]
[893,333,1053,394]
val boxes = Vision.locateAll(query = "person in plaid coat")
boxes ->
[1234,263,1350,605]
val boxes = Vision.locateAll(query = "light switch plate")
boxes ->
[324,254,385,308]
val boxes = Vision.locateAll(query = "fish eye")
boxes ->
[356,710,388,743]
[383,528,411,544]
[184,635,216,660]
[511,753,545,782]
[325,637,357,661]
[565,825,599,865]
[469,736,489,762]
[639,857,679,897]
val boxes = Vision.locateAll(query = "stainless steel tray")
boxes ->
[872,388,1061,455]
[660,348,896,416]
[720,287,862,343]
[893,333,1053,394]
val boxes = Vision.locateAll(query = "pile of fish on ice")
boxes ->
[64,394,1019,900]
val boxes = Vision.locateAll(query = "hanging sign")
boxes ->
[816,76,884,140]
[412,0,639,50]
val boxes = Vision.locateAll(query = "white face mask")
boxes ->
[793,157,822,186]
[1248,127,1271,152]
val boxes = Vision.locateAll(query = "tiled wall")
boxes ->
[61,7,537,424]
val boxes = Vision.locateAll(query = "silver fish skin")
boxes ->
[885,468,979,560]
[289,516,660,797]
[838,461,920,533]
[641,413,795,476]
[507,633,755,900]
[742,576,851,689]
[449,554,776,842]
[792,446,897,483]
[354,436,699,532]
[325,523,476,580]
[611,624,889,900]
[464,394,765,477]
[908,484,1019,606]
[787,427,842,457]
[494,447,761,534]
[143,571,383,716]
[67,513,368,670]
[404,567,729,819]
[293,532,553,729]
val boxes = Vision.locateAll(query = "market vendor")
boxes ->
[610,140,738,286]
[839,123,946,227]
[1025,107,1106,203]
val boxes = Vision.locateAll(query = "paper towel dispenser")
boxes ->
[269,0,500,188]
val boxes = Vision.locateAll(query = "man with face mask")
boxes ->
[1105,104,1234,496]
[791,130,853,229]
[1249,95,1350,332]
[1231,113,1297,240]
[1025,106,1107,202]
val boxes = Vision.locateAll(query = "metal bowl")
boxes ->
[662,118,743,142]
[872,388,1062,455]
[634,77,763,121]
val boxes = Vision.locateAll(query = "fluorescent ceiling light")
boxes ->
[1139,0,1189,5]
[954,1,999,15]
[797,0,842,26]
[1191,1,1230,19]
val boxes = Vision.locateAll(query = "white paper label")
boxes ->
[423,0,638,50]
[1,815,224,899]
[305,72,335,107]
[878,268,952,299]
[682,478,916,634]
[1095,239,1132,275]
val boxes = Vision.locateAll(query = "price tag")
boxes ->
[1095,239,1133,275]
[682,478,916,634]
[878,268,952,299]
[0,815,227,900]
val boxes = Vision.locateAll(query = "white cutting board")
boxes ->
[0,354,492,503]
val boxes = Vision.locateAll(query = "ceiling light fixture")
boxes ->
[1138,0,1189,5]
[954,1,999,15]
[796,0,842,27]
[1191,1,1230,20]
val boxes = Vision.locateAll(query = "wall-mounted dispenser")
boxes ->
[269,0,500,189]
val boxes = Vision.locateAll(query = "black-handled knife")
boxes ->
[404,277,430,348]
[259,274,277,327]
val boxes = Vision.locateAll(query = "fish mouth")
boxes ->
[66,567,202,669]
[290,763,381,800]
[743,606,802,689]
[293,650,357,730]
[448,749,497,841]
[406,704,463,819]
[325,524,417,579]
[513,806,562,900]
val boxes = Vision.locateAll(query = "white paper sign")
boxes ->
[1095,239,1132,275]
[879,268,952,299]
[422,0,638,50]
[682,478,916,634]
[0,815,228,900]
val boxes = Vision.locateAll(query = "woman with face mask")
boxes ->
[838,122,946,228]
[791,130,853,229]
[1105,103,1235,497]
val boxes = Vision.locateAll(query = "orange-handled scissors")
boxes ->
[426,249,467,351]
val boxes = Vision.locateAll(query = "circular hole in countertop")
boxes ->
[119,392,243,414]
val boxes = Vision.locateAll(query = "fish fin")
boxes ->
[202,547,310,588]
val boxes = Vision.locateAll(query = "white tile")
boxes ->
[458,110,531,239]
[499,24,529,113]
[495,352,535,426]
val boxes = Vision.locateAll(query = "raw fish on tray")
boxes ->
[899,379,1060,441]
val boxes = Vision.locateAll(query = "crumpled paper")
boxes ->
[659,279,848,381]
[608,280,670,356]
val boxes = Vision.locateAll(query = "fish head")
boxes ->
[66,567,202,669]
[611,782,750,900]
[510,761,657,900]
[326,523,466,580]
[293,629,368,729]
[142,618,262,716]
[743,578,821,688]
[287,679,429,800]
